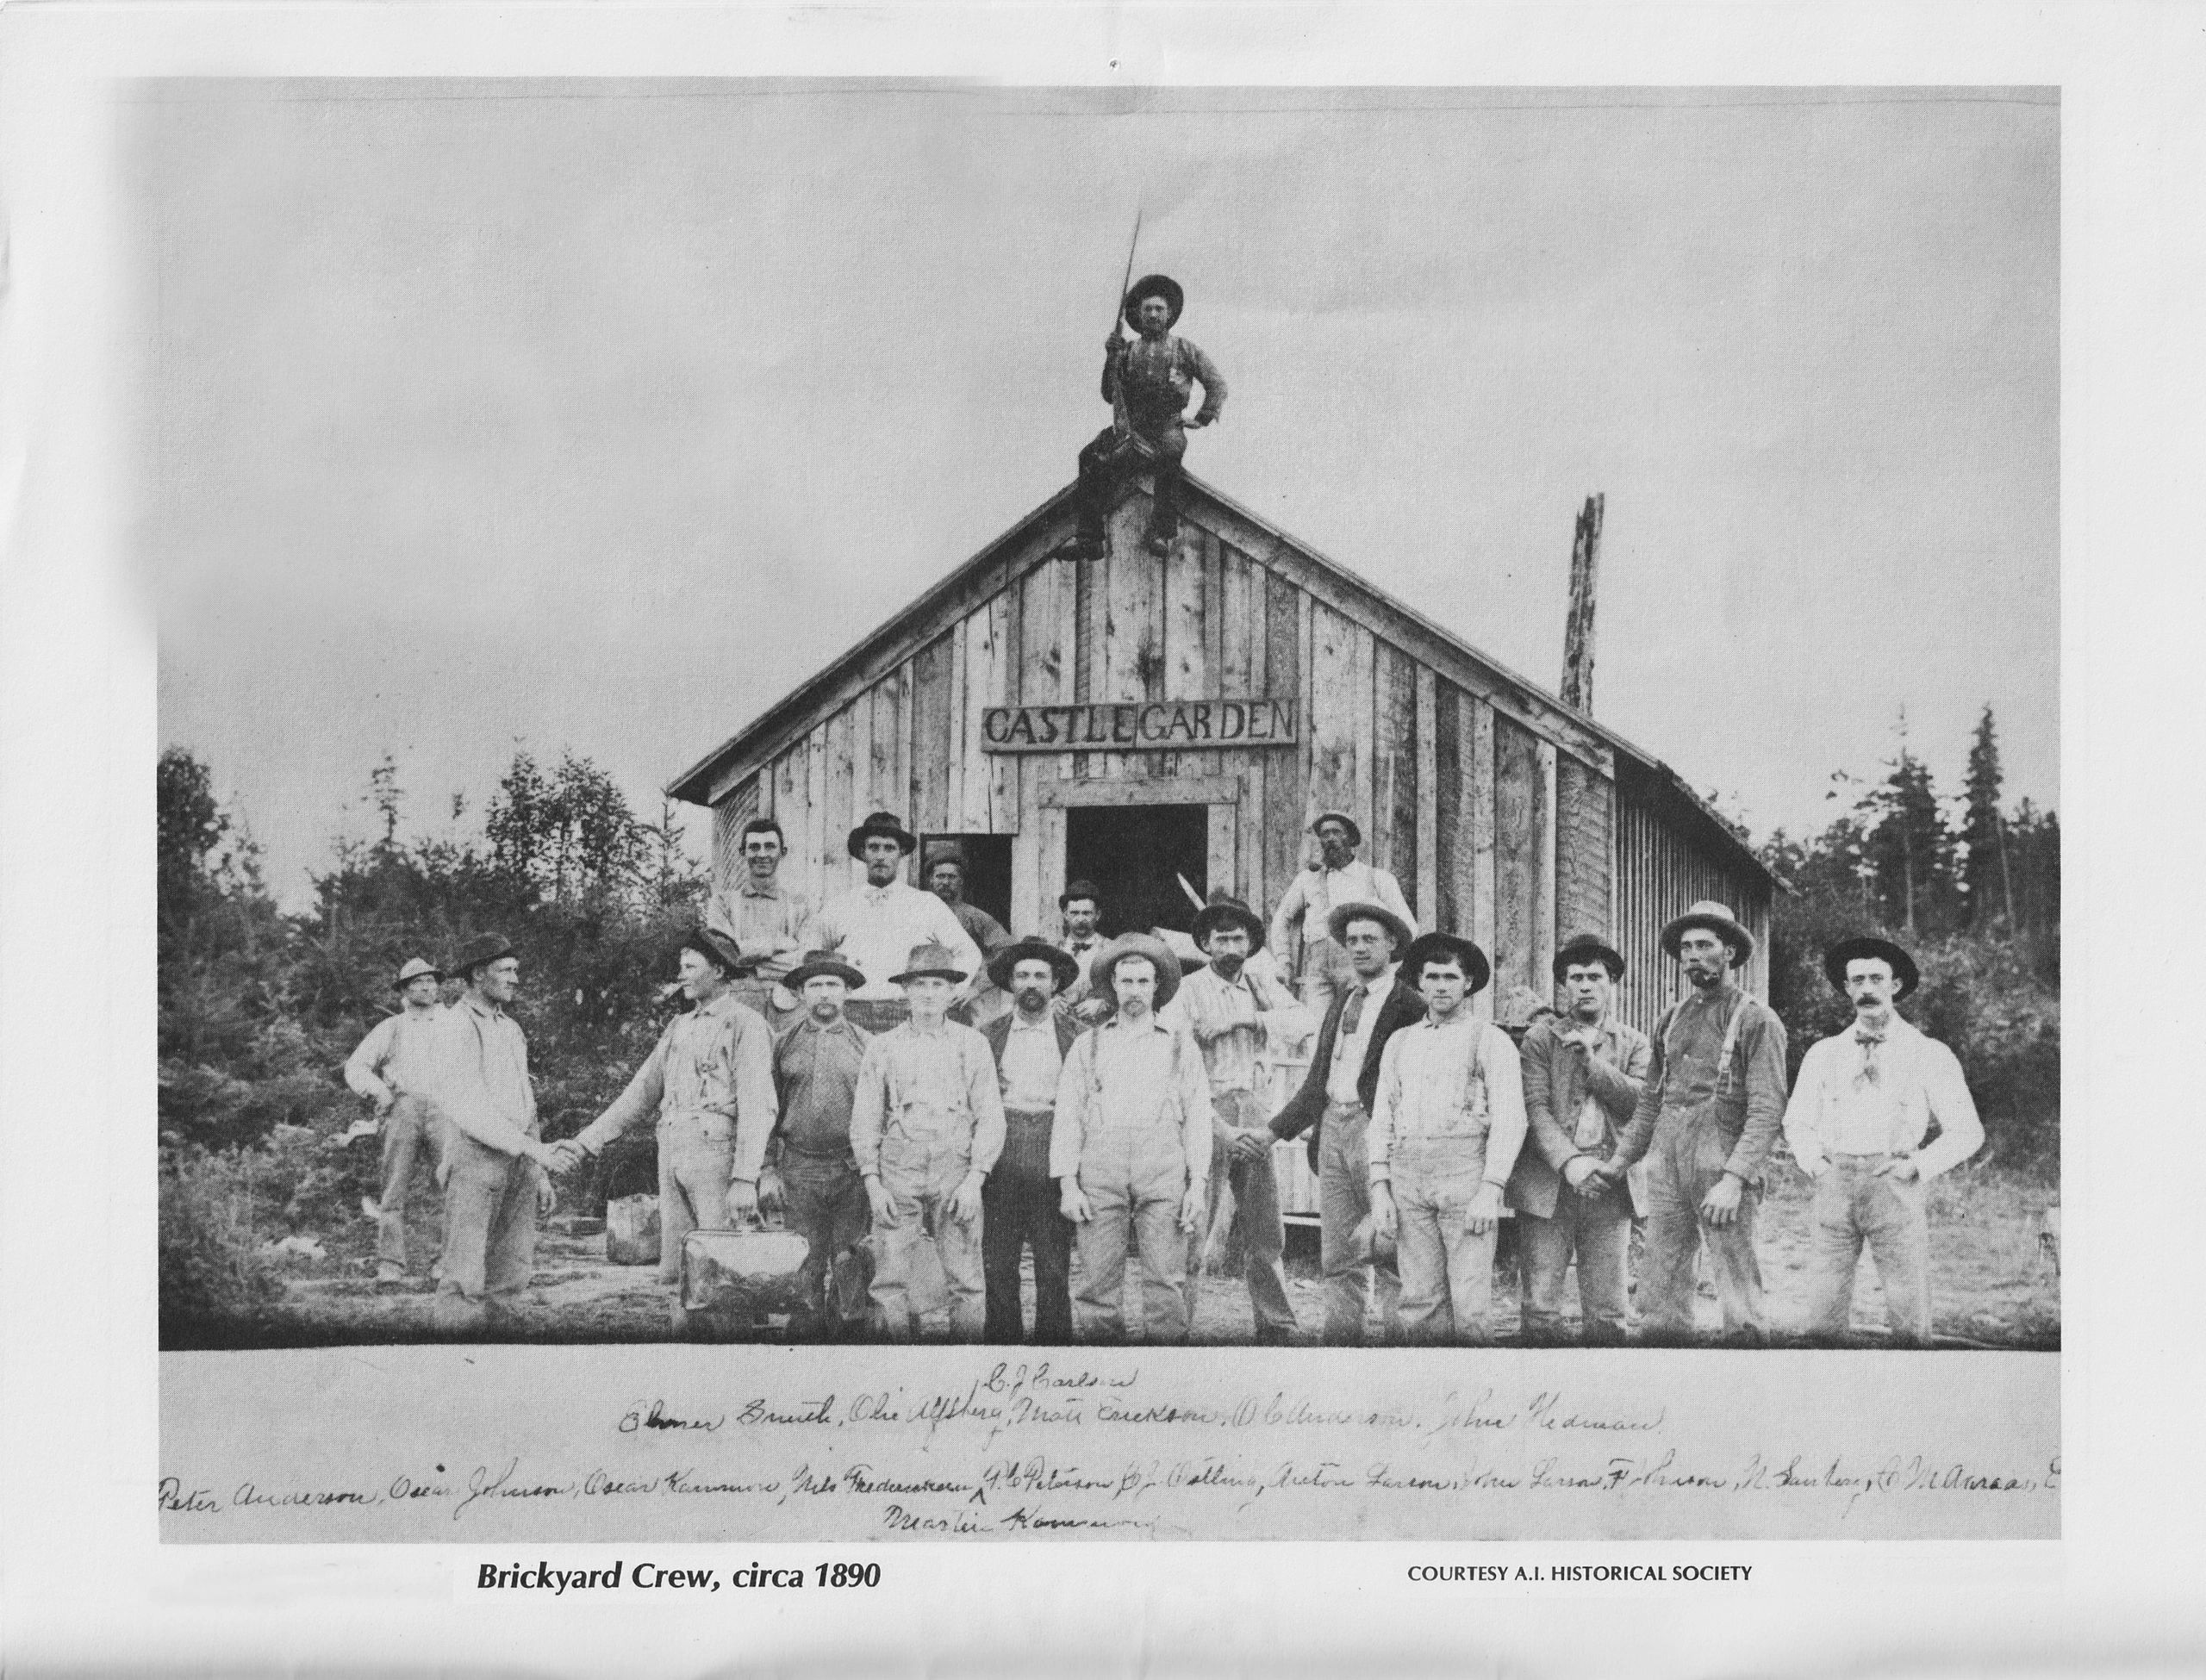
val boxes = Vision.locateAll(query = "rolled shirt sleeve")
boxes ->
[1910,1039,1985,1182]
[342,1017,399,1105]
[574,1031,671,1156]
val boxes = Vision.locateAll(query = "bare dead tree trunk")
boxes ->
[1560,493,1604,713]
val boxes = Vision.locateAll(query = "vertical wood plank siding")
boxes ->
[711,776,760,893]
[1492,714,1545,1006]
[1613,777,1772,1035]
[1374,640,1419,912]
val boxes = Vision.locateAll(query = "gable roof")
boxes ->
[667,470,1768,889]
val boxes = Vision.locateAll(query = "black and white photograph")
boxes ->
[10,4,2202,1670]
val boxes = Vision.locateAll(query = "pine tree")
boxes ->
[1961,705,2015,928]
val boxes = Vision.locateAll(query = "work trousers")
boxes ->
[1389,1137,1498,1344]
[1072,1121,1191,1343]
[375,1096,443,1269]
[1803,1154,1933,1345]
[651,1113,737,1286]
[982,1110,1075,1344]
[435,1131,541,1323]
[1637,1111,1767,1343]
[1075,421,1187,545]
[1182,1089,1297,1337]
[780,1148,871,1339]
[869,1127,984,1341]
[1317,1100,1402,1345]
[1519,1183,1633,1346]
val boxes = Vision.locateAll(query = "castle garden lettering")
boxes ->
[979,698,1299,754]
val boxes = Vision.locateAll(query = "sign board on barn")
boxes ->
[979,696,1299,754]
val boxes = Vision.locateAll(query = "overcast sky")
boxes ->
[140,83,2058,909]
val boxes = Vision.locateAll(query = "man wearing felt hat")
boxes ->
[849,941,1006,1339]
[1062,273,1228,561]
[343,957,451,1284]
[1784,935,1983,1346]
[1610,901,1790,1345]
[1269,900,1424,1343]
[1161,895,1311,1342]
[1367,931,1529,1344]
[767,950,876,1338]
[427,933,566,1328]
[1268,811,1418,1019]
[804,812,983,1034]
[978,938,1085,1342]
[1508,933,1652,1345]
[1051,932,1216,1341]
[924,843,1013,1029]
[554,930,778,1311]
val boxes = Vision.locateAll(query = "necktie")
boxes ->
[1341,984,1367,1036]
[1854,1027,1885,1088]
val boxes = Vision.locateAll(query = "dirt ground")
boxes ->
[221,1165,2060,1349]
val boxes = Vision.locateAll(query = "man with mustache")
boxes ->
[1162,894,1310,1343]
[1783,936,1983,1347]
[806,812,982,1035]
[763,949,876,1339]
[1608,901,1790,1345]
[978,938,1084,1342]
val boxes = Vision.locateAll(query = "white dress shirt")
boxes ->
[1325,971,1395,1105]
[805,879,983,1001]
[1782,1013,1985,1181]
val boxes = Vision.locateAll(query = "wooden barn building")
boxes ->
[667,467,1771,1034]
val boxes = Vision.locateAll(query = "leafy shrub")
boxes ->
[158,1144,284,1338]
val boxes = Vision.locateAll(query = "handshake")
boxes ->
[535,1139,591,1175]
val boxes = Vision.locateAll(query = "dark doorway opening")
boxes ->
[916,832,1013,931]
[1064,804,1209,937]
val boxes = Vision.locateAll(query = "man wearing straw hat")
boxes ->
[1162,895,1311,1343]
[1269,900,1425,1344]
[1784,935,1983,1347]
[1610,901,1790,1345]
[807,811,982,1034]
[1268,812,1419,1018]
[1367,931,1528,1344]
[1063,274,1228,561]
[1051,932,1214,1342]
[849,941,1006,1340]
[766,949,876,1339]
[343,956,450,1285]
[978,937,1085,1343]
[554,929,778,1302]
[427,933,566,1328]
[1509,933,1651,1346]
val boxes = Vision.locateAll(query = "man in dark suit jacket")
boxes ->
[1269,901,1425,1343]
[980,939,1086,1343]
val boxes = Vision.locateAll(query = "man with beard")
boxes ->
[1268,812,1418,1016]
[760,949,876,1339]
[978,938,1084,1343]
[554,930,778,1317]
[1507,932,1650,1346]
[1610,901,1790,1345]
[1053,879,1110,1021]
[1052,935,1213,1342]
[1268,902,1424,1343]
[924,845,1013,1029]
[1784,935,1982,1347]
[427,934,565,1330]
[707,817,811,1030]
[343,956,449,1285]
[807,812,982,1033]
[1162,895,1309,1343]
[850,942,1006,1340]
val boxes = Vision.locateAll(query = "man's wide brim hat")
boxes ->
[1087,931,1184,1011]
[1191,894,1266,953]
[1399,931,1491,996]
[921,842,969,875]
[1823,934,1920,1001]
[1552,931,1626,983]
[1660,900,1754,966]
[450,932,515,978]
[681,926,754,978]
[847,811,918,860]
[1310,810,1363,847]
[392,956,441,989]
[987,938,1081,995]
[1325,899,1411,953]
[889,941,969,986]
[1123,273,1184,329]
[786,949,866,992]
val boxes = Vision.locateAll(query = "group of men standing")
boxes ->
[346,802,1985,1347]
